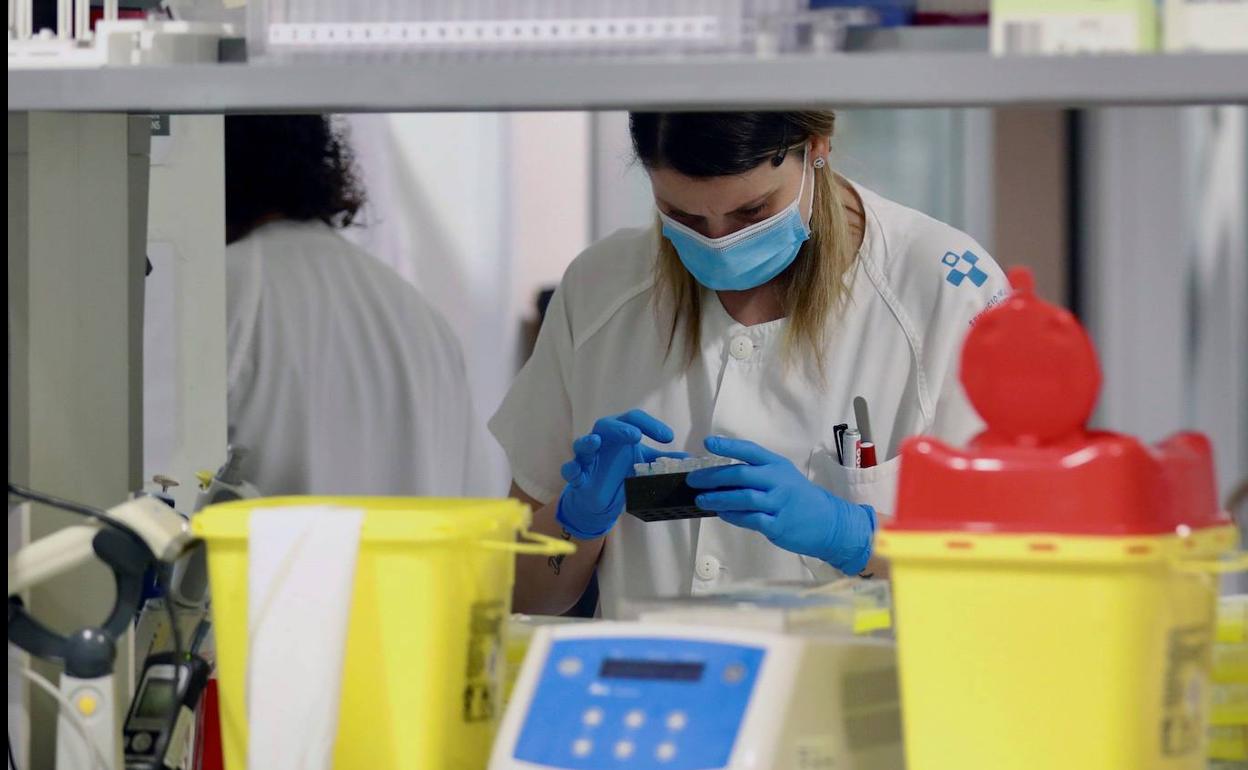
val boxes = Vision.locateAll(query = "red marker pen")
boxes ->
[859,441,878,469]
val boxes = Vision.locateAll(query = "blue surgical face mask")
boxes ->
[659,147,813,292]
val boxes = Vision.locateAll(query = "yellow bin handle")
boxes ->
[477,529,577,557]
[1174,551,1248,575]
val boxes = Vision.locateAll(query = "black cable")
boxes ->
[7,728,18,770]
[189,617,212,657]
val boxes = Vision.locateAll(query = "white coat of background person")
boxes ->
[490,112,1010,618]
[224,115,496,498]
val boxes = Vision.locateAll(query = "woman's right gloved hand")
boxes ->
[556,409,683,540]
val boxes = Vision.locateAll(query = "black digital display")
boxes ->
[599,659,705,682]
[136,678,176,718]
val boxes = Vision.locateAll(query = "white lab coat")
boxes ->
[227,220,496,497]
[490,183,1009,618]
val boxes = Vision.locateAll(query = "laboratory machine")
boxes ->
[623,578,893,636]
[8,487,198,770]
[167,445,260,609]
[122,650,211,770]
[244,0,926,61]
[490,620,903,770]
[8,0,238,69]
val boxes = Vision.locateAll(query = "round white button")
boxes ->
[557,657,583,677]
[729,335,754,361]
[666,711,688,731]
[131,732,154,753]
[572,738,593,758]
[656,742,677,762]
[582,707,604,727]
[695,554,721,581]
[625,709,646,729]
[614,740,635,759]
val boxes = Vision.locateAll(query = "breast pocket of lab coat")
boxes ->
[807,443,902,519]
[801,443,902,580]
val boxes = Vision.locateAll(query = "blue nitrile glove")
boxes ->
[556,410,686,540]
[686,435,876,575]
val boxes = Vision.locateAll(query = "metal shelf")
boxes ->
[9,51,1248,113]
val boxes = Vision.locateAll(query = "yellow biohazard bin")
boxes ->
[877,268,1244,770]
[879,525,1240,770]
[192,496,574,770]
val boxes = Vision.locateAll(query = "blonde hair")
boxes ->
[650,114,856,374]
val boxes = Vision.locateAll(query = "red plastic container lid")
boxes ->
[891,267,1227,536]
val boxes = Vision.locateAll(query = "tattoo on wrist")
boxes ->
[547,528,574,575]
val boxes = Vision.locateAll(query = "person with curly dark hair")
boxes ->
[224,115,494,497]
[225,115,366,245]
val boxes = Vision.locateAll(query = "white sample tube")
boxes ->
[74,0,86,40]
[17,0,33,39]
[841,428,862,469]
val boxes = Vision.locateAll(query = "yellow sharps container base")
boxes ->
[192,496,574,770]
[881,529,1235,770]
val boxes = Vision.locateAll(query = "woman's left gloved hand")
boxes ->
[686,435,876,575]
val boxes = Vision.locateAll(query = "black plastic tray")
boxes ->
[624,471,715,522]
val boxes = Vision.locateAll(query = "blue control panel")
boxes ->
[513,636,765,770]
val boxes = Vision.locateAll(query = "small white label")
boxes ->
[992,13,1142,54]
[150,115,174,166]
[1165,0,1248,52]
[162,706,194,767]
[794,736,839,769]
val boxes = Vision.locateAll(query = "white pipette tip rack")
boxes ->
[632,455,741,477]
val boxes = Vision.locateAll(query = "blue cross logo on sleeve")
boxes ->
[942,250,989,287]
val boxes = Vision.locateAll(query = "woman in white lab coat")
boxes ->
[490,111,1008,617]
[225,115,495,498]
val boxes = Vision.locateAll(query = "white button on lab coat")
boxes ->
[227,220,496,497]
[490,183,1008,617]
[729,336,754,361]
[696,555,722,582]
